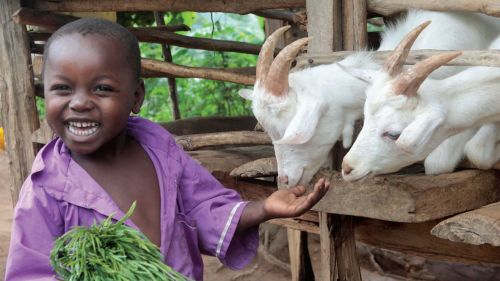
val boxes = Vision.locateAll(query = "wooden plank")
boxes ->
[230,157,277,178]
[154,11,180,120]
[311,169,500,223]
[431,201,500,247]
[333,215,362,281]
[296,49,500,69]
[16,8,265,55]
[269,218,319,234]
[288,229,314,281]
[141,58,255,85]
[21,0,500,17]
[319,212,336,281]
[356,218,500,265]
[342,0,367,51]
[189,146,274,174]
[0,0,39,204]
[161,115,257,136]
[175,131,271,151]
[306,0,342,53]
[21,0,305,13]
[367,0,500,17]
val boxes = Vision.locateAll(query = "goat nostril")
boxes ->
[342,162,353,175]
[278,175,289,185]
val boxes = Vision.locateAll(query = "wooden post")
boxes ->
[306,0,342,53]
[342,0,367,50]
[153,12,181,120]
[306,1,342,280]
[0,0,39,204]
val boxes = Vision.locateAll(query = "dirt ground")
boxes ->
[2,150,500,281]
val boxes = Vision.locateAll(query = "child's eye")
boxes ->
[51,84,70,91]
[94,85,114,92]
[50,84,72,94]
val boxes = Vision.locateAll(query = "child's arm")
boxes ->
[236,178,329,233]
[5,180,62,281]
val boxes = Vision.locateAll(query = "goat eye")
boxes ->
[383,131,400,141]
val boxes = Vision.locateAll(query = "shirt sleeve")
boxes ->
[5,179,63,281]
[177,147,259,270]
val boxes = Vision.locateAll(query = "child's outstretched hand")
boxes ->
[237,178,330,233]
[263,178,330,219]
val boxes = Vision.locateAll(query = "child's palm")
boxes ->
[264,178,329,218]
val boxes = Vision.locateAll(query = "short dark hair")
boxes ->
[43,18,141,80]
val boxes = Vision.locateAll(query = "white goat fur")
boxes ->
[342,36,500,181]
[241,10,500,186]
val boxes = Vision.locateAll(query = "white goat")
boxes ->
[240,10,500,187]
[342,22,500,181]
[463,38,500,169]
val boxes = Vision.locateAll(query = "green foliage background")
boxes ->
[131,12,264,122]
[36,12,263,122]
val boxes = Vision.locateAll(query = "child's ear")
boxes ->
[132,79,145,114]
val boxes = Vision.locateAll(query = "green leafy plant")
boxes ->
[50,202,192,281]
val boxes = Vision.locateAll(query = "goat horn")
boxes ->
[256,26,291,83]
[383,21,431,77]
[393,51,462,97]
[265,37,311,96]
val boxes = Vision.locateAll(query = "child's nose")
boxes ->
[69,91,95,111]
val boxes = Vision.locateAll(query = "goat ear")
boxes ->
[273,99,327,145]
[396,112,445,155]
[238,89,254,100]
[336,63,376,84]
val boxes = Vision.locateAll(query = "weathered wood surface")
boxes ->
[334,215,362,281]
[319,212,336,281]
[142,59,255,85]
[431,201,500,247]
[356,218,500,265]
[0,0,39,204]
[176,131,271,151]
[16,8,265,55]
[367,0,500,17]
[214,171,500,265]
[296,50,500,69]
[305,0,341,53]
[254,9,307,27]
[21,0,305,13]
[288,229,315,281]
[342,0,367,51]
[33,54,255,84]
[312,169,500,223]
[230,157,277,178]
[160,116,257,136]
[154,11,180,120]
[31,119,53,144]
[24,0,500,17]
[189,147,275,174]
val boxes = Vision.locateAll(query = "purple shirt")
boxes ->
[5,117,258,281]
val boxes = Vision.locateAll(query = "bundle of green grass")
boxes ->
[50,202,192,281]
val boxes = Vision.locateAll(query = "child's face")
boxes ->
[44,33,144,155]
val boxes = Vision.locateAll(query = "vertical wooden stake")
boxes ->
[0,0,39,204]
[320,212,337,281]
[154,11,181,120]
[333,215,362,281]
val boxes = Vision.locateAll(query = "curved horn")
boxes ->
[256,26,291,82]
[392,51,462,97]
[383,21,431,77]
[265,37,311,96]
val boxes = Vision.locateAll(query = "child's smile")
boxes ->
[66,120,100,136]
[43,33,144,157]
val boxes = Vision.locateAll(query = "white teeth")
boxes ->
[67,121,99,136]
